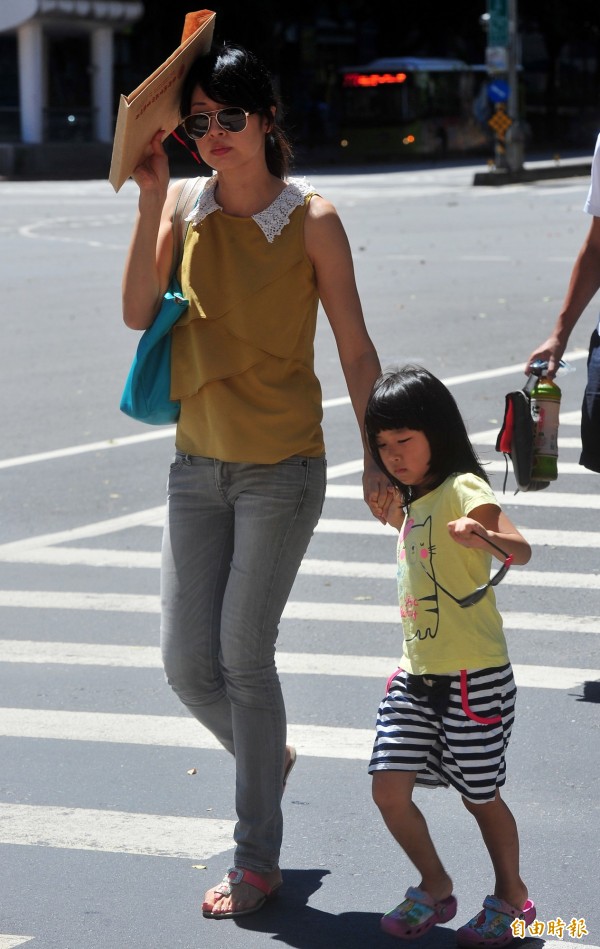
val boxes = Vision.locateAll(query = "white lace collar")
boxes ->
[184,176,313,243]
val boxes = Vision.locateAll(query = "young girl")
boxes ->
[364,366,536,946]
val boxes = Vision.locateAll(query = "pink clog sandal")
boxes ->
[381,886,458,939]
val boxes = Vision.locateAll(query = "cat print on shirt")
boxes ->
[398,515,440,641]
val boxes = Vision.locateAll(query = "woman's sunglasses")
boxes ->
[181,107,252,140]
[420,532,514,608]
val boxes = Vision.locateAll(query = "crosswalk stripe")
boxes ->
[0,506,167,554]
[0,937,34,949]
[316,521,600,548]
[0,641,594,690]
[0,707,374,759]
[0,502,596,559]
[325,457,588,476]
[0,802,235,861]
[0,546,595,588]
[326,484,600,508]
[0,591,597,632]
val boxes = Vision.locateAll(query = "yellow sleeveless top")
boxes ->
[170,176,325,463]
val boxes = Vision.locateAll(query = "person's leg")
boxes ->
[372,771,453,902]
[160,454,236,751]
[208,454,326,915]
[580,327,600,473]
[462,791,528,910]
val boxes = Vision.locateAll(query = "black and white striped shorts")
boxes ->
[368,664,516,803]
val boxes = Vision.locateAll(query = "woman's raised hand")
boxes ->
[131,130,170,197]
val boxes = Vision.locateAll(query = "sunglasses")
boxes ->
[181,107,253,140]
[420,532,514,608]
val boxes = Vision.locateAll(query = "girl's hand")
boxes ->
[447,516,491,549]
[363,459,401,526]
[131,130,170,197]
[384,487,406,530]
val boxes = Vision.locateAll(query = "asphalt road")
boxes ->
[0,163,599,949]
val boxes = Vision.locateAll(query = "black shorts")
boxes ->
[580,327,600,473]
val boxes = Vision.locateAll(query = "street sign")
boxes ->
[488,78,509,103]
[488,102,512,141]
[488,0,508,46]
[485,45,508,73]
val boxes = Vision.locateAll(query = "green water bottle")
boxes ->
[530,375,561,481]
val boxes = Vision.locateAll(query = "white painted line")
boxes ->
[0,430,176,470]
[0,641,595,690]
[0,938,34,949]
[326,459,364,478]
[0,515,595,563]
[0,546,595,587]
[0,591,597,633]
[486,460,586,475]
[0,802,234,861]
[0,396,347,471]
[0,353,587,472]
[0,708,374,760]
[327,484,600,509]
[0,506,166,555]
[439,349,587,388]
[300,560,598,590]
[543,944,600,949]
[315,520,600,549]
[0,548,161,568]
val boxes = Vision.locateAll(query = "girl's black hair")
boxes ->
[364,365,489,501]
[180,44,292,179]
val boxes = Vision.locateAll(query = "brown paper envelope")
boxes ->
[109,9,216,192]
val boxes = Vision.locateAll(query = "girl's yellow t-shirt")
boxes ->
[397,473,510,675]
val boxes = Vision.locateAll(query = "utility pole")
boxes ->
[485,0,523,172]
[505,0,524,171]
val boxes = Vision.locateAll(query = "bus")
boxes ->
[338,57,492,160]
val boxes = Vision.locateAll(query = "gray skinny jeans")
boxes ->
[160,451,326,872]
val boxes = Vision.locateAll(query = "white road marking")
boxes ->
[0,938,34,949]
[315,521,600,549]
[327,484,600,509]
[0,506,167,554]
[318,456,588,478]
[0,591,597,633]
[0,802,234,861]
[0,545,596,587]
[0,640,595,690]
[0,707,373,759]
[0,352,586,471]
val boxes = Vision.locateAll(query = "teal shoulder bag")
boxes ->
[120,177,204,425]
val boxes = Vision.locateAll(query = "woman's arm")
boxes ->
[525,215,600,378]
[448,504,532,565]
[122,132,182,330]
[304,195,388,518]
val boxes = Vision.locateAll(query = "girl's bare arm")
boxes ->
[448,504,532,565]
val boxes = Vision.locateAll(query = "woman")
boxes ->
[122,44,383,920]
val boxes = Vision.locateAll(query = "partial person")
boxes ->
[364,366,535,946]
[122,44,382,919]
[525,133,600,473]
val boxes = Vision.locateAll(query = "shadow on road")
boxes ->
[230,868,461,948]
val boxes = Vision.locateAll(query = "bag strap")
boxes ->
[170,176,206,274]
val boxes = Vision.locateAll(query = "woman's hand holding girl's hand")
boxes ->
[447,516,490,548]
[364,460,400,525]
[367,485,404,529]
[384,487,406,530]
[131,130,170,198]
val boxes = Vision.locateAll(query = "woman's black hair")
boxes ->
[180,44,292,179]
[364,365,489,502]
